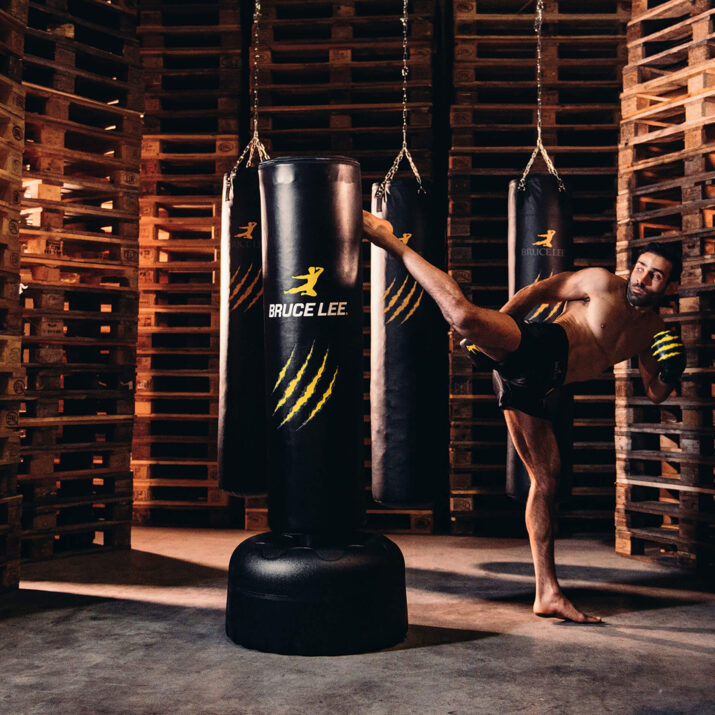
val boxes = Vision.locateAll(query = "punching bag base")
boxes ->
[225,531,408,655]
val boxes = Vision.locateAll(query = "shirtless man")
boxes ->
[363,210,686,623]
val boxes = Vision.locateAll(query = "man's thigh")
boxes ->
[503,409,560,481]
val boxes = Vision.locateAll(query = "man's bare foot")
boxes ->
[534,593,602,624]
[362,211,397,251]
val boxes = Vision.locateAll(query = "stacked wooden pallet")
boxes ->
[132,0,240,526]
[615,0,714,569]
[237,0,437,534]
[18,0,140,561]
[448,0,629,534]
[257,0,435,198]
[0,0,26,588]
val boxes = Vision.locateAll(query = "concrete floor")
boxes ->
[1,528,713,714]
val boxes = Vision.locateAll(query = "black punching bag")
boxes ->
[225,157,408,656]
[219,166,266,494]
[370,179,448,505]
[260,156,365,535]
[506,174,574,502]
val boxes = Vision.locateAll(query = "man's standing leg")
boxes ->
[503,409,601,623]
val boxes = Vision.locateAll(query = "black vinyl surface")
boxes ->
[506,174,574,502]
[370,179,448,505]
[218,167,266,495]
[259,156,365,534]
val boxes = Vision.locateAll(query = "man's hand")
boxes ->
[650,329,686,385]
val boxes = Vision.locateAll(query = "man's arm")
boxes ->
[638,347,676,404]
[499,267,612,319]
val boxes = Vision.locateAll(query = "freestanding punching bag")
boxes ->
[506,173,574,502]
[218,166,266,494]
[370,179,448,505]
[225,157,408,655]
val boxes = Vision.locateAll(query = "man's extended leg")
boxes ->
[503,409,601,623]
[363,210,520,360]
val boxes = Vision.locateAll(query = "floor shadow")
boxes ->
[406,567,517,598]
[19,549,227,588]
[406,565,712,620]
[385,624,500,651]
[0,588,111,621]
[480,561,714,593]
[484,585,709,619]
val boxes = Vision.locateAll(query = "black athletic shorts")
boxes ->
[491,320,569,419]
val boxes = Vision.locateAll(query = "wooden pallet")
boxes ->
[244,495,434,536]
[17,0,139,561]
[0,0,24,514]
[614,0,714,569]
[18,463,131,562]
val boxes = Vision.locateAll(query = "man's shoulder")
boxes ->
[571,266,623,293]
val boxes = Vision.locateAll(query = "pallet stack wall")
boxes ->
[18,0,140,561]
[0,0,27,589]
[615,0,714,569]
[132,0,240,526]
[241,0,437,535]
[447,0,629,534]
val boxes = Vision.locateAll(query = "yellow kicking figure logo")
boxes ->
[234,221,257,240]
[533,229,556,248]
[284,266,324,298]
[399,233,412,245]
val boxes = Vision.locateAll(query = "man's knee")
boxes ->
[528,465,559,497]
[453,303,520,351]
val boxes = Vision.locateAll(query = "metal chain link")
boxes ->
[233,0,270,174]
[375,0,425,199]
[518,0,564,191]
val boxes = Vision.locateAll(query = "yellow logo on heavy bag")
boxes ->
[234,221,258,240]
[272,343,338,429]
[533,229,556,247]
[284,266,324,297]
[268,266,348,319]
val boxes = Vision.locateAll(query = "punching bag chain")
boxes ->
[375,0,425,200]
[518,0,565,192]
[234,0,270,172]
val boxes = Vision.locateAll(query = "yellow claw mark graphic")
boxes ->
[543,301,563,322]
[299,365,339,430]
[273,346,296,392]
[529,302,550,320]
[382,277,396,301]
[652,332,683,351]
[274,343,314,413]
[524,272,558,321]
[278,349,329,427]
[400,288,424,324]
[384,276,409,314]
[243,286,263,313]
[387,280,418,324]
[230,265,253,304]
[234,268,262,309]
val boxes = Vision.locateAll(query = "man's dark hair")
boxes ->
[636,242,682,284]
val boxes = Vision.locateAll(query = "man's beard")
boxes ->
[627,281,661,307]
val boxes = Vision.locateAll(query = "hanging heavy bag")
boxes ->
[370,179,448,505]
[259,156,364,535]
[505,173,574,502]
[218,166,266,495]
